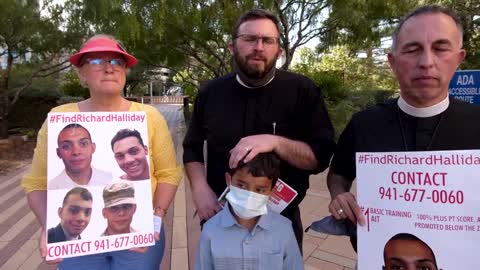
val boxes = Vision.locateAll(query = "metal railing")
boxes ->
[127,96,186,104]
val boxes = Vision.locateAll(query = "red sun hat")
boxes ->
[69,37,138,68]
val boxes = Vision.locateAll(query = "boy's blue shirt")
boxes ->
[195,204,304,270]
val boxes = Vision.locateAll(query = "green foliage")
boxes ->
[7,63,61,97]
[67,0,403,95]
[7,96,58,130]
[323,0,417,52]
[0,0,81,138]
[295,46,398,91]
[421,0,480,69]
[173,79,196,103]
[3,0,475,137]
[173,66,213,103]
[59,70,90,98]
[19,127,37,138]
[57,96,84,105]
[327,89,395,137]
[291,46,396,137]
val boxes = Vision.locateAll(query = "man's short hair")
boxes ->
[229,152,281,187]
[383,233,437,265]
[232,9,281,40]
[62,187,93,206]
[391,5,463,50]
[110,128,145,150]
[58,123,91,141]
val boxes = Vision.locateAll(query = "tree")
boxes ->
[0,0,80,138]
[59,70,89,98]
[65,0,407,90]
[291,46,396,135]
[422,0,480,69]
[293,46,397,91]
[326,0,479,69]
[64,0,476,103]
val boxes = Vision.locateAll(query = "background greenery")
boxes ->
[1,0,478,138]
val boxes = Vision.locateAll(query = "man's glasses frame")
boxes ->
[235,34,280,47]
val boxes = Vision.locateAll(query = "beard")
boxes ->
[232,49,277,79]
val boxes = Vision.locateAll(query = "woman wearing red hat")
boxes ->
[21,35,182,269]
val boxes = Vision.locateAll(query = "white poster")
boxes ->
[46,112,155,260]
[357,150,480,270]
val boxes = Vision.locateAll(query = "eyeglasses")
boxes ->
[236,34,280,47]
[107,203,134,213]
[84,58,127,70]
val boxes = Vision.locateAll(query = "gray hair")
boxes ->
[391,5,463,50]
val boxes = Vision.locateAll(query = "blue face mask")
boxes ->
[226,185,269,219]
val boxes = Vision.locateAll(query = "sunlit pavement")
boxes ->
[0,104,356,270]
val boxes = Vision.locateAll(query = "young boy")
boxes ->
[195,152,304,270]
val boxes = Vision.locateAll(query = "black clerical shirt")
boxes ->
[183,69,335,215]
[330,98,480,253]
[331,98,480,182]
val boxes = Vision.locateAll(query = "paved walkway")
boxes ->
[0,165,55,270]
[0,104,357,269]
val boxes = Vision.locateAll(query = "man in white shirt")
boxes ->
[111,129,150,181]
[49,123,112,189]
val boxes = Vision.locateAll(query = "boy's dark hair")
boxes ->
[111,128,145,150]
[229,152,281,187]
[232,9,281,40]
[62,187,93,206]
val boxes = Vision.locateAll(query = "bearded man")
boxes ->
[183,8,335,250]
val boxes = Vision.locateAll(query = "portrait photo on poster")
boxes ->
[45,112,155,259]
[382,233,439,270]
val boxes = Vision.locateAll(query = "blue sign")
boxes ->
[449,70,480,104]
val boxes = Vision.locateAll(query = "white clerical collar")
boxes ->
[236,74,275,89]
[397,96,449,118]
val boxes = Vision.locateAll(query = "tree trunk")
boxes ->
[0,74,10,139]
[0,117,8,139]
[280,48,294,71]
[0,51,13,139]
[366,47,373,74]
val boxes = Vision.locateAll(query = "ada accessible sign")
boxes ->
[449,70,480,104]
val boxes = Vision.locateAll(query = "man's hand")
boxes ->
[328,192,366,226]
[192,183,221,221]
[229,135,277,169]
[39,229,63,264]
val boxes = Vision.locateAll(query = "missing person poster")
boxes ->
[357,150,480,269]
[46,112,155,260]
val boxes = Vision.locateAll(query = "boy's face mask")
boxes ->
[226,185,269,219]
